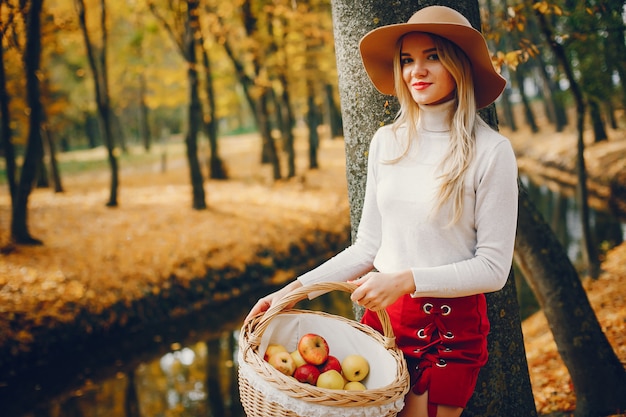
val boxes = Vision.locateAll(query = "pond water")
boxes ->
[6,176,625,417]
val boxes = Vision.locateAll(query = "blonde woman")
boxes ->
[246,6,518,417]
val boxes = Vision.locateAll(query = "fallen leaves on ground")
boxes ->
[0,135,350,354]
[521,243,626,415]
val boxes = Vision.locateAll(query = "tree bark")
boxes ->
[330,1,537,415]
[0,20,17,203]
[198,31,227,180]
[515,185,626,416]
[185,0,206,209]
[10,0,44,245]
[75,0,119,207]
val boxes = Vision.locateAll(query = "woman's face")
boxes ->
[400,32,456,106]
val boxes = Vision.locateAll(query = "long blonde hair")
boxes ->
[391,33,478,225]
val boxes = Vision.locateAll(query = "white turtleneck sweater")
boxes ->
[297,101,518,298]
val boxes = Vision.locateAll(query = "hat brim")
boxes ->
[359,21,506,109]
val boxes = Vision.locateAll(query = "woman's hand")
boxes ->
[244,280,303,323]
[349,270,415,311]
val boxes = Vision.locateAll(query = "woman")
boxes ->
[245,6,518,417]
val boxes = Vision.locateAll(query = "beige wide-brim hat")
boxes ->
[359,6,506,109]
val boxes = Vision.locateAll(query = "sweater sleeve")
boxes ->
[410,138,518,298]
[296,131,383,288]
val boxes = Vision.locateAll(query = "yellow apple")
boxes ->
[264,344,288,361]
[341,354,369,382]
[344,381,367,391]
[316,369,344,390]
[268,351,296,376]
[290,349,307,368]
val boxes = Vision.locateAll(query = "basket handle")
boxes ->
[247,281,397,351]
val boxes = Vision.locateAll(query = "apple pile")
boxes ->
[264,333,370,391]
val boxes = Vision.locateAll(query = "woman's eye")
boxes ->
[400,57,413,66]
[427,53,440,61]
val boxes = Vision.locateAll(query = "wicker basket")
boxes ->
[238,281,410,417]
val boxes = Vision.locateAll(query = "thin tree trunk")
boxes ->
[75,0,119,207]
[185,0,206,209]
[513,63,539,133]
[11,0,44,245]
[0,40,17,202]
[307,80,320,170]
[139,73,151,152]
[124,371,140,417]
[588,99,608,143]
[42,123,63,193]
[533,4,599,280]
[198,31,226,180]
[278,74,296,178]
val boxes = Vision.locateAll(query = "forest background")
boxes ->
[1,0,626,416]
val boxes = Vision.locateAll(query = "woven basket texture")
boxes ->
[238,281,410,417]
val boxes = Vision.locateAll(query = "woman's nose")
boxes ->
[410,61,426,77]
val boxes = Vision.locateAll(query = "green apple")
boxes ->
[341,354,369,382]
[291,349,307,368]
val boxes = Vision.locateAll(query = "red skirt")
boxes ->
[361,294,489,414]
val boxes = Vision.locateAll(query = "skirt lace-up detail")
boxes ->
[361,294,490,417]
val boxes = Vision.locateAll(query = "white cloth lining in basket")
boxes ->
[238,351,405,417]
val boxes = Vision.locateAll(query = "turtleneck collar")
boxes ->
[417,99,456,133]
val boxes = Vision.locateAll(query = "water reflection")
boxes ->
[14,290,354,417]
[521,175,625,268]
[12,177,626,417]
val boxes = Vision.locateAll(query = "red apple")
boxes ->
[318,355,342,374]
[268,351,296,376]
[297,333,329,365]
[293,364,321,385]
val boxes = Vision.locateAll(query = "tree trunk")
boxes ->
[524,6,626,415]
[216,2,281,181]
[124,371,140,417]
[42,123,64,193]
[278,74,296,178]
[0,36,17,202]
[527,16,568,131]
[325,83,343,138]
[330,1,537,415]
[139,72,151,152]
[515,185,626,416]
[76,0,119,207]
[307,81,320,170]
[588,99,608,143]
[198,31,227,180]
[185,0,206,210]
[513,63,539,133]
[11,0,44,245]
[534,4,600,280]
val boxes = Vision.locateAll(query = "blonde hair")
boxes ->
[391,33,478,225]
